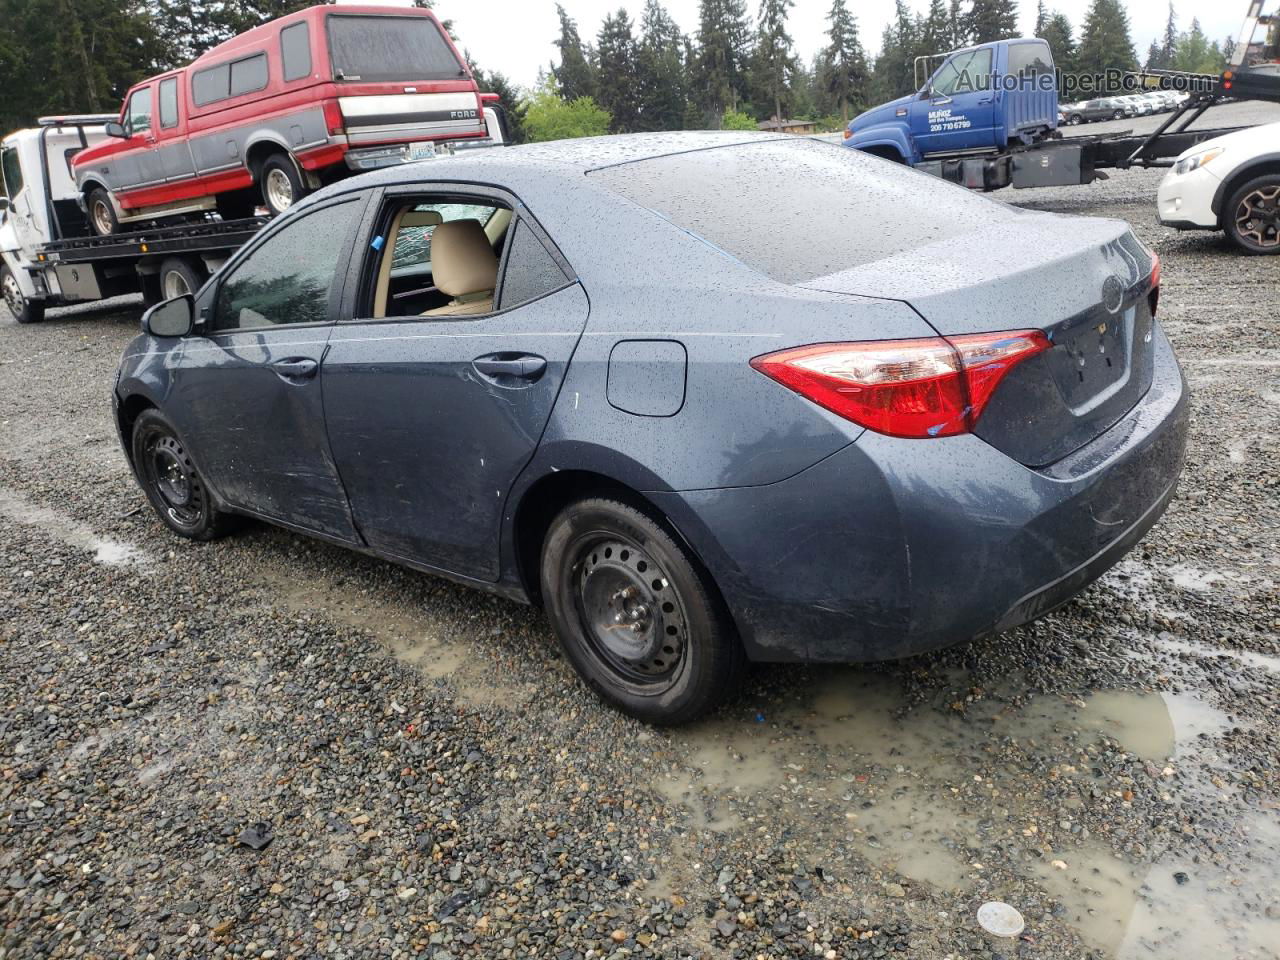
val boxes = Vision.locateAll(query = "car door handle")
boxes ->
[473,354,547,382]
[271,357,318,381]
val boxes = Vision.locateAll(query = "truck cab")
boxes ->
[845,38,1058,164]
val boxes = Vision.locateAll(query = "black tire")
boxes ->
[1069,114,1083,125]
[216,190,258,222]
[259,153,306,217]
[1112,110,1124,120]
[87,186,119,236]
[1223,173,1280,255]
[131,409,238,541]
[540,497,745,725]
[1,264,44,324]
[157,256,206,300]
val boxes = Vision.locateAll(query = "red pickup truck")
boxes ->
[72,4,484,235]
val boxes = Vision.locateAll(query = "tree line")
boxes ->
[0,0,1242,142]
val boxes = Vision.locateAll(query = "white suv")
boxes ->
[1156,121,1280,254]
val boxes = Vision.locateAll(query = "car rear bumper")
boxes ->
[651,324,1189,663]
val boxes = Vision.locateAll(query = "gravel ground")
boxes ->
[1,158,1278,960]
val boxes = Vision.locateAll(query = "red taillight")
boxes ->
[1149,251,1161,317]
[323,99,345,137]
[750,330,1051,439]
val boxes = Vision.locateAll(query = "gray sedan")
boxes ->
[114,133,1188,724]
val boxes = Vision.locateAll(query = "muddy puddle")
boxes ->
[0,484,149,568]
[258,570,498,707]
[655,667,1274,957]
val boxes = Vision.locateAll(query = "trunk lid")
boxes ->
[801,213,1158,467]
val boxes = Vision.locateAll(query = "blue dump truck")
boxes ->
[842,35,1280,192]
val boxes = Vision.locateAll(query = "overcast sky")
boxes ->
[411,0,1248,89]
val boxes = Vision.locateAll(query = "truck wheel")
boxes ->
[260,154,305,217]
[540,497,745,725]
[1224,174,1280,255]
[87,187,120,236]
[1,265,44,324]
[158,257,207,299]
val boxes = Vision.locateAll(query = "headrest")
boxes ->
[430,219,497,298]
[401,209,443,227]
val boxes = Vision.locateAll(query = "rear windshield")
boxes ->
[327,14,463,82]
[588,138,1003,285]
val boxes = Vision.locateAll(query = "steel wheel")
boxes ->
[91,196,115,235]
[265,168,295,212]
[143,433,205,529]
[2,269,23,316]
[1233,184,1280,250]
[572,536,689,685]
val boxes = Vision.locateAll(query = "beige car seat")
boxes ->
[421,219,498,317]
[373,208,443,317]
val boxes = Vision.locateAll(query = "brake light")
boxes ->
[323,99,345,137]
[750,330,1051,439]
[1149,251,1161,316]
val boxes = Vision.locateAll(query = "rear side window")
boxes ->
[193,52,269,106]
[192,64,229,106]
[212,200,360,331]
[281,22,312,82]
[591,138,1008,285]
[1008,42,1053,77]
[159,77,179,128]
[1,146,23,199]
[230,53,268,97]
[499,220,569,310]
[327,15,463,82]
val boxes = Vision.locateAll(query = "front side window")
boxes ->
[1,146,23,199]
[931,47,993,97]
[159,77,179,129]
[281,22,312,82]
[212,200,359,331]
[125,87,153,136]
[327,14,463,82]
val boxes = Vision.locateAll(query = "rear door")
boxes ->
[321,185,587,580]
[912,46,997,154]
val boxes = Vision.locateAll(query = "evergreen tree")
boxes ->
[553,4,597,102]
[921,0,951,55]
[0,0,162,131]
[636,0,687,131]
[753,0,796,121]
[969,0,1020,45]
[694,0,753,123]
[822,0,868,122]
[870,1,920,100]
[596,8,640,133]
[1075,0,1137,84]
[1172,17,1225,74]
[466,52,526,144]
[1159,3,1178,69]
[1041,12,1076,73]
[1034,0,1049,35]
[947,0,968,48]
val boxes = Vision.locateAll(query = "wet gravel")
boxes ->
[1,165,1278,960]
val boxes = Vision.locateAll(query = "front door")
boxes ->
[322,189,588,580]
[912,46,997,155]
[114,84,166,201]
[168,194,367,540]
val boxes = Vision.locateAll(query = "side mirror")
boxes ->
[105,121,128,139]
[0,197,9,211]
[142,294,194,338]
